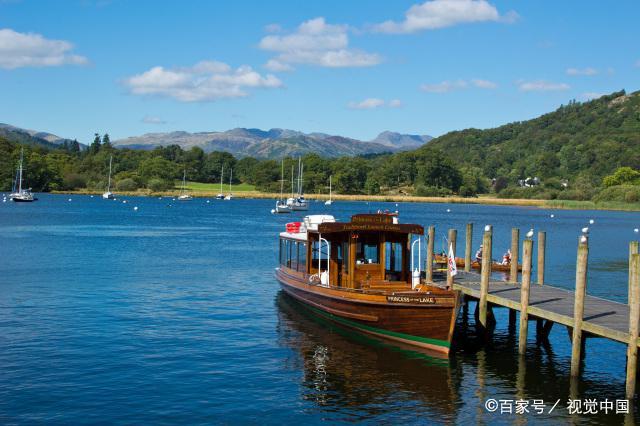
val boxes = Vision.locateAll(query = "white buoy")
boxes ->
[206,200,210,203]
[133,206,138,211]
[550,214,555,218]
[90,195,94,198]
[446,208,451,213]
[635,228,639,233]
[271,209,276,214]
[589,219,594,225]
[581,227,589,234]
[68,198,72,202]
[123,200,127,204]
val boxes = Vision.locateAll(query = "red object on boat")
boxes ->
[286,222,302,233]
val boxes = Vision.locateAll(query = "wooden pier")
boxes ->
[434,224,640,400]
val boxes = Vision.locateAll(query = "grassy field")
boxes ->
[176,181,256,192]
[53,182,640,211]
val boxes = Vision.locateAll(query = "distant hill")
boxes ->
[421,90,640,182]
[0,123,82,149]
[371,131,432,149]
[113,128,432,158]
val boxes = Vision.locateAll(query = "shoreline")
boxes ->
[47,189,640,212]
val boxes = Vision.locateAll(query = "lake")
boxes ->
[1,194,639,424]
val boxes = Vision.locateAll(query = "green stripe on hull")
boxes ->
[302,300,450,349]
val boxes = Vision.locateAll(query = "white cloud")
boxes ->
[580,92,604,101]
[420,78,497,93]
[471,78,497,89]
[259,17,381,69]
[0,28,88,69]
[264,59,294,72]
[141,116,166,124]
[420,80,467,93]
[566,67,598,76]
[373,0,517,34]
[348,98,385,109]
[124,60,282,102]
[347,98,403,109]
[518,80,570,92]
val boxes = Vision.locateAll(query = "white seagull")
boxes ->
[526,229,534,239]
[581,227,589,234]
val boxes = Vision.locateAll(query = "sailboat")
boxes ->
[224,169,233,200]
[286,157,308,211]
[177,169,193,201]
[102,155,115,199]
[9,148,37,202]
[324,175,333,206]
[274,160,291,213]
[216,166,225,199]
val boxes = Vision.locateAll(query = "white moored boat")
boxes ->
[9,148,37,202]
[102,155,115,199]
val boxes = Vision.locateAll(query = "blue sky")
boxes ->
[0,0,638,143]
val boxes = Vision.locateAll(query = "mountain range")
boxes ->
[112,128,432,158]
[0,123,80,149]
[0,123,432,158]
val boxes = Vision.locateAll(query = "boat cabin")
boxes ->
[279,213,425,291]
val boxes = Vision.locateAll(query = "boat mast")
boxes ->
[291,165,294,198]
[107,155,112,192]
[279,160,284,201]
[297,157,301,196]
[18,148,23,193]
[182,169,186,194]
[329,175,332,202]
[229,168,232,192]
[220,165,224,193]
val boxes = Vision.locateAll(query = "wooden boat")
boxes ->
[434,254,522,273]
[275,213,461,354]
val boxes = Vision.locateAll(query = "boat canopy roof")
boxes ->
[317,213,423,235]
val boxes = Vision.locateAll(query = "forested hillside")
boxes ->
[1,90,639,203]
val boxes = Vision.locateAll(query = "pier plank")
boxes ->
[451,271,637,346]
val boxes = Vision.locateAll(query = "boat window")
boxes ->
[356,235,379,264]
[298,243,306,272]
[385,241,404,280]
[279,239,286,265]
[341,242,349,273]
[290,241,298,270]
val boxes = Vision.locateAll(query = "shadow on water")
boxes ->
[275,291,462,423]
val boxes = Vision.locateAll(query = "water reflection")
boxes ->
[276,292,460,422]
[278,291,638,424]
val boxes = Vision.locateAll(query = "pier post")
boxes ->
[629,241,639,305]
[465,223,473,272]
[510,228,520,282]
[479,225,493,328]
[426,226,435,282]
[518,238,534,355]
[570,235,589,377]
[626,253,640,399]
[446,229,457,288]
[537,231,546,285]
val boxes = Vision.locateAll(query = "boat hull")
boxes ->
[276,268,460,354]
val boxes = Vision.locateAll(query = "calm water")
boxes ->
[1,194,639,424]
